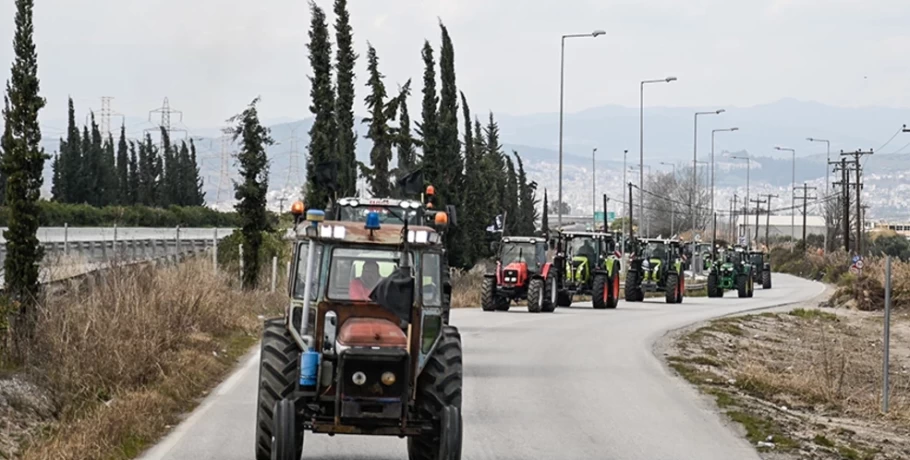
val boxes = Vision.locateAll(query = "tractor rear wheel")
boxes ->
[676,275,684,304]
[665,273,680,304]
[255,319,302,460]
[762,269,772,289]
[527,278,545,313]
[608,269,620,309]
[481,277,496,311]
[747,273,755,298]
[408,326,463,460]
[542,272,557,313]
[592,273,608,310]
[737,274,749,298]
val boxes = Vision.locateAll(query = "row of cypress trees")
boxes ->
[304,0,539,269]
[50,98,205,208]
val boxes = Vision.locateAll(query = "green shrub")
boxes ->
[0,201,244,227]
[217,230,292,278]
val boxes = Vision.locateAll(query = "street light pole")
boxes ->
[693,109,724,258]
[622,149,629,263]
[639,76,677,238]
[731,154,751,244]
[660,162,677,235]
[558,30,605,230]
[711,127,739,247]
[775,146,797,250]
[592,147,597,220]
[807,137,830,252]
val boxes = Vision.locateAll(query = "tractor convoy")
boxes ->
[256,190,778,459]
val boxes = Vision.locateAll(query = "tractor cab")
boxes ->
[257,205,463,460]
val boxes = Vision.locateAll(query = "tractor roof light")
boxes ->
[290,200,305,216]
[434,211,448,226]
[365,211,381,230]
[426,185,435,196]
[306,209,325,223]
[408,230,430,244]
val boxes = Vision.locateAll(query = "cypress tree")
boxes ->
[127,140,139,205]
[80,124,92,205]
[362,44,396,198]
[2,0,48,324]
[473,117,494,258]
[0,103,7,206]
[395,80,417,174]
[483,113,506,216]
[415,41,438,179]
[230,98,273,290]
[513,151,538,235]
[50,150,61,200]
[333,0,357,197]
[503,155,519,235]
[116,124,128,203]
[304,1,335,208]
[61,97,80,203]
[173,140,189,205]
[542,189,549,236]
[101,134,117,206]
[159,127,175,206]
[188,139,205,205]
[460,92,485,266]
[435,23,461,205]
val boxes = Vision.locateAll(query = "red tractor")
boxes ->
[481,236,556,313]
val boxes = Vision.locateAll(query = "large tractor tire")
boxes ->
[409,326,463,460]
[481,277,497,312]
[624,270,643,302]
[747,273,755,298]
[592,273,608,310]
[737,274,749,298]
[762,269,772,289]
[665,273,680,304]
[255,319,302,460]
[527,278,545,313]
[608,269,620,309]
[542,272,557,313]
[676,274,684,304]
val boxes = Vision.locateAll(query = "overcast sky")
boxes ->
[1,0,909,135]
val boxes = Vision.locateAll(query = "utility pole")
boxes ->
[278,196,287,214]
[750,197,766,250]
[93,96,125,139]
[763,194,778,248]
[793,183,818,249]
[628,182,635,245]
[832,157,854,252]
[731,194,739,244]
[840,149,872,255]
[603,194,609,232]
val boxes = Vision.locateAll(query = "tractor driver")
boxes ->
[576,238,596,263]
[349,260,382,300]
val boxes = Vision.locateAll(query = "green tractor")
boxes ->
[749,250,772,289]
[707,246,754,298]
[554,231,622,309]
[624,238,685,304]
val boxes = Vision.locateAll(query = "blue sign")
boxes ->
[852,255,861,263]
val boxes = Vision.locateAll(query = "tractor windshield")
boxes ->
[338,205,420,225]
[568,237,597,259]
[327,248,415,301]
[750,254,764,266]
[641,242,668,260]
[501,242,539,267]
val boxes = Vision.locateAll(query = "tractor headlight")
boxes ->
[352,371,367,386]
[381,371,396,386]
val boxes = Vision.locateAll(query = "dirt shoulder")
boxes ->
[659,286,910,460]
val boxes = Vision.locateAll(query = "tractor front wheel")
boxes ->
[408,326,463,460]
[737,274,749,298]
[542,272,557,313]
[747,273,755,298]
[527,278,545,313]
[271,399,303,460]
[665,273,680,304]
[608,269,620,309]
[625,270,643,302]
[592,273,608,310]
[556,290,573,307]
[676,275,684,304]
[762,269,772,289]
[255,319,302,460]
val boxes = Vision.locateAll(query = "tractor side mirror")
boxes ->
[445,205,458,227]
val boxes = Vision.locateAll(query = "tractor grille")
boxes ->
[338,348,408,420]
[503,269,519,284]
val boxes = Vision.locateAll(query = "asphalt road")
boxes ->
[140,273,825,460]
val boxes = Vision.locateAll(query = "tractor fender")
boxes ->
[603,257,620,276]
[540,262,553,280]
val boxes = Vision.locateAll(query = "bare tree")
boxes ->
[642,166,711,238]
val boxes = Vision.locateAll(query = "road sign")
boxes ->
[852,255,861,263]
[856,260,864,269]
[594,212,616,223]
[738,236,746,245]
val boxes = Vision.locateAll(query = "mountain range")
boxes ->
[34,98,910,220]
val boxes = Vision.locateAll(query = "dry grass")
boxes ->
[451,265,485,308]
[5,258,284,460]
[834,257,910,311]
[670,309,910,458]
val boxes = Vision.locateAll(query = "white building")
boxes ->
[734,214,826,243]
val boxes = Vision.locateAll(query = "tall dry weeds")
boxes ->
[11,258,284,460]
[451,265,486,308]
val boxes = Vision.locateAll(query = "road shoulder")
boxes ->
[656,283,910,460]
